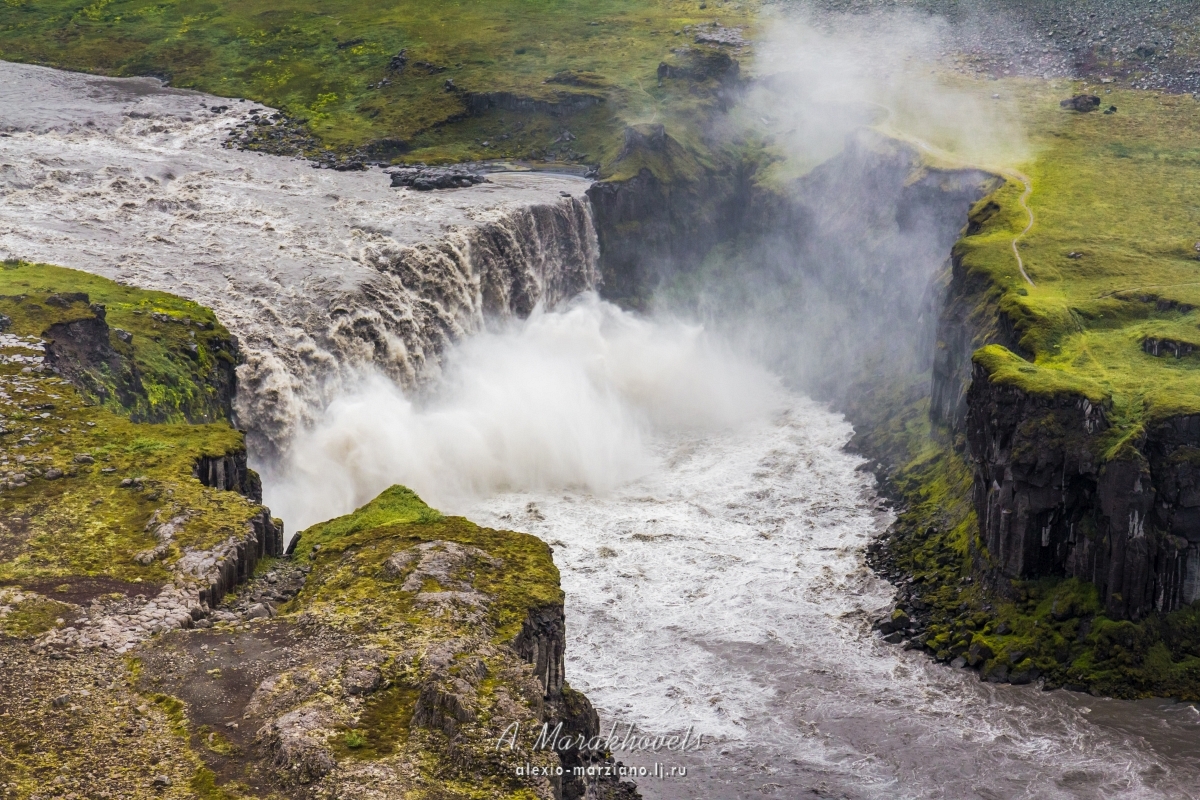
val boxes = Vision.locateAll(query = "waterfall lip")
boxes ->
[0,59,600,455]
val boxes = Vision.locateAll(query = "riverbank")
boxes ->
[847,79,1200,699]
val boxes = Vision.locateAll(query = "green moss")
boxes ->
[862,389,1200,699]
[0,259,239,424]
[296,485,562,642]
[331,684,420,761]
[190,767,242,800]
[152,692,189,738]
[0,262,270,589]
[973,344,1107,404]
[0,596,73,638]
[0,0,759,169]
[960,84,1200,431]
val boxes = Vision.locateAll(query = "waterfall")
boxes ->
[0,58,600,455]
[234,196,601,453]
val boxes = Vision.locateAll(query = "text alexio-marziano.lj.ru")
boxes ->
[496,721,704,780]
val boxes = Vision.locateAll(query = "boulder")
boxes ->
[1060,94,1101,112]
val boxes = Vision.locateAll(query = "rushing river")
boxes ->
[4,55,1199,800]
[266,297,1200,800]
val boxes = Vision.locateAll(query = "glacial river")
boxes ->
[462,369,1200,800]
[271,297,1200,800]
[4,56,1200,800]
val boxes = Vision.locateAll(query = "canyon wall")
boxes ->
[931,219,1200,620]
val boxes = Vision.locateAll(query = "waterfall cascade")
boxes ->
[0,59,598,453]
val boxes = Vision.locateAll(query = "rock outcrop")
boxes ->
[193,449,263,502]
[965,356,1198,619]
[1,263,629,799]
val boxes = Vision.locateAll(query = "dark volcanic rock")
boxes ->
[1060,94,1102,112]
[388,166,488,191]
[965,361,1199,620]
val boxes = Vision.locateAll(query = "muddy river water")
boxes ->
[2,59,1199,800]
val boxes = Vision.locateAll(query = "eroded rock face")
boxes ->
[966,362,1198,619]
[120,488,639,800]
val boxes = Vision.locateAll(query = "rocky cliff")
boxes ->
[964,350,1200,620]
[0,263,630,799]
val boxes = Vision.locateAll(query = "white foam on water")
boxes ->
[264,294,781,532]
[269,297,1200,799]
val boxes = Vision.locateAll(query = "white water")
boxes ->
[6,52,1196,800]
[269,298,1200,800]
[0,59,596,452]
[264,294,779,532]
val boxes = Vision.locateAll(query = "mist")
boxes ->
[262,294,782,531]
[661,8,1028,399]
[264,8,1029,531]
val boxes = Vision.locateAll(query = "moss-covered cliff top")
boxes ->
[0,0,756,167]
[960,84,1200,429]
[294,485,564,643]
[0,261,587,798]
[0,260,263,626]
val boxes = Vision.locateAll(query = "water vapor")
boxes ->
[668,8,1028,397]
[743,8,1028,172]
[263,295,782,531]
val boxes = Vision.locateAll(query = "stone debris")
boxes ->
[388,165,489,191]
[693,24,746,47]
[37,517,289,654]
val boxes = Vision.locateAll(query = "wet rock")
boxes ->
[967,640,994,667]
[388,166,488,191]
[1009,662,1041,685]
[983,662,1009,683]
[950,656,968,669]
[882,631,905,644]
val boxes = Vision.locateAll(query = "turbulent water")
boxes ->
[5,57,1200,800]
[0,60,596,451]
[267,298,1200,800]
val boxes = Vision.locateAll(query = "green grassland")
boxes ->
[0,0,756,166]
[960,83,1200,425]
[853,82,1200,698]
[0,260,264,632]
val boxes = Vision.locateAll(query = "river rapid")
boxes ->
[4,56,1200,800]
[269,297,1200,800]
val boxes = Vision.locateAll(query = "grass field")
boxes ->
[959,81,1200,434]
[0,0,756,165]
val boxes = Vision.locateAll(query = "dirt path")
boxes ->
[1007,169,1037,287]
